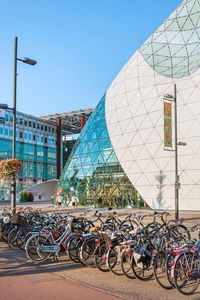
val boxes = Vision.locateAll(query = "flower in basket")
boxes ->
[0,158,23,180]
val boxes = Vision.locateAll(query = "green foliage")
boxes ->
[20,190,28,202]
[20,191,34,202]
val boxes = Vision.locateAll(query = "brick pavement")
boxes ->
[1,239,200,300]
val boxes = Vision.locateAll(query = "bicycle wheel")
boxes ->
[25,234,52,263]
[121,250,135,279]
[16,227,30,250]
[8,227,20,250]
[107,245,124,276]
[166,252,176,288]
[94,242,109,272]
[1,223,13,242]
[80,237,96,268]
[174,252,200,295]
[76,238,86,265]
[169,225,190,245]
[132,253,153,281]
[153,251,172,289]
[68,235,80,263]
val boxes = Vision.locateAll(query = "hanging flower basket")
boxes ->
[0,158,23,180]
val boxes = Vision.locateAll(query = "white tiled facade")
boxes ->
[105,0,200,210]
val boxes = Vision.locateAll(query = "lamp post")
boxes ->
[0,37,37,212]
[163,84,186,221]
[13,36,37,212]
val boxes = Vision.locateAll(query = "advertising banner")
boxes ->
[55,187,63,204]
[164,101,172,148]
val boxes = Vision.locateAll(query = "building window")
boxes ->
[45,137,47,144]
[24,133,27,140]
[29,133,32,141]
[10,115,13,122]
[10,129,13,136]
[37,136,40,143]
[19,132,23,138]
[16,118,18,124]
[45,126,47,131]
[5,128,8,136]
[24,120,27,126]
[41,124,43,130]
[41,136,44,143]
[16,130,18,138]
[37,123,40,129]
[33,135,36,141]
[0,127,3,134]
[20,118,23,125]
[48,127,51,132]
[52,128,54,133]
[48,137,51,144]
[29,121,32,127]
[33,122,36,128]
[5,114,8,121]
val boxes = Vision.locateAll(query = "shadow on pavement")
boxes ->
[0,243,84,277]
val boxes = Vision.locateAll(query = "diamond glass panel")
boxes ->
[56,95,144,208]
[139,0,200,78]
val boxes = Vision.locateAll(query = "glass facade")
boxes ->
[55,0,200,210]
[0,109,57,200]
[56,95,144,208]
[139,0,200,78]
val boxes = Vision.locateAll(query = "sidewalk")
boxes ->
[1,202,200,299]
[0,239,199,300]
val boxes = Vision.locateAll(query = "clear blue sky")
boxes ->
[0,0,181,117]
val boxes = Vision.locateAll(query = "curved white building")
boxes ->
[57,0,200,210]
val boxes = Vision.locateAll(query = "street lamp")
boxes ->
[17,57,37,65]
[163,84,186,221]
[0,37,37,212]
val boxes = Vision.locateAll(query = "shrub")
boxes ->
[20,190,28,202]
[28,192,34,202]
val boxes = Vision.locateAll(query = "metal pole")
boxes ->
[11,36,17,212]
[174,84,179,221]
[56,118,61,179]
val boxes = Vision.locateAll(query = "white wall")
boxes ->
[17,179,58,202]
[106,50,200,210]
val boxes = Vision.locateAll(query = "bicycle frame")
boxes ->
[35,224,72,255]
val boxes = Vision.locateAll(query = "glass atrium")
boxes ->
[56,94,144,208]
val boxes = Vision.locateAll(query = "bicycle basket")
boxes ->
[11,214,27,226]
